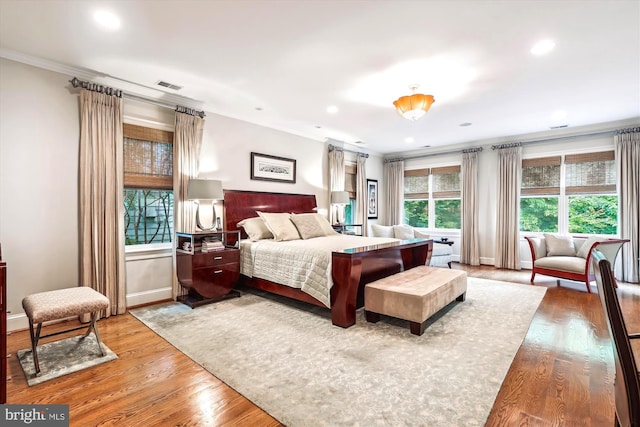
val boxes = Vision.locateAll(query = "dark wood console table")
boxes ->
[330,238,433,328]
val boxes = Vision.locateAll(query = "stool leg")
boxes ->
[28,320,42,374]
[89,312,105,357]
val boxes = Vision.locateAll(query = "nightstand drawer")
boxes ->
[191,263,240,299]
[193,249,240,268]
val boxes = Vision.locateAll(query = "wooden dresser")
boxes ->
[1,245,6,404]
[175,231,241,308]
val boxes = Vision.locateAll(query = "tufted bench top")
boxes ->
[22,287,109,324]
[365,266,467,335]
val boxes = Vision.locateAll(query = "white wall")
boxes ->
[1,58,383,331]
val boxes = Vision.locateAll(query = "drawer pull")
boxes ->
[213,256,223,260]
[213,270,223,274]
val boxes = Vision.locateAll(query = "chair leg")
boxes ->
[529,271,536,284]
[89,312,105,357]
[28,320,42,374]
[584,279,592,293]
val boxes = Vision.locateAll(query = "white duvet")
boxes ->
[240,235,399,307]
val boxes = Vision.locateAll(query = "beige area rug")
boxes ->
[17,333,117,386]
[131,277,546,426]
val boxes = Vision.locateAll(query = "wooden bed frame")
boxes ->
[223,190,433,328]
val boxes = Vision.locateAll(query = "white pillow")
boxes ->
[237,217,273,241]
[290,213,328,239]
[393,224,415,240]
[371,224,394,238]
[576,235,604,259]
[257,212,301,241]
[544,233,576,256]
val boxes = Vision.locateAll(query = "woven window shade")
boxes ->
[521,156,561,195]
[123,123,174,190]
[404,169,429,199]
[565,151,616,194]
[432,166,460,199]
[345,164,357,199]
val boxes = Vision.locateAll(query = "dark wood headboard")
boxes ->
[223,190,318,241]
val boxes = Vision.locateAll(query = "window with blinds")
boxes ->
[403,166,461,230]
[123,124,175,246]
[520,150,617,235]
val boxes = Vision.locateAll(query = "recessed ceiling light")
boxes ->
[531,39,555,55]
[459,122,472,127]
[93,10,121,30]
[404,137,414,144]
[315,125,322,129]
[326,105,338,114]
[255,107,263,111]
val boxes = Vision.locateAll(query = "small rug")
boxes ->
[17,333,117,386]
[132,277,546,426]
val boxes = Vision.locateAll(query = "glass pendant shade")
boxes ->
[393,93,435,121]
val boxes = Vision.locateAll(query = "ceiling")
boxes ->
[1,0,639,155]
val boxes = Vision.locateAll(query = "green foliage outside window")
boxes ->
[568,195,617,235]
[404,200,429,227]
[520,197,558,232]
[434,199,461,229]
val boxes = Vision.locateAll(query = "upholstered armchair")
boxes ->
[525,233,629,293]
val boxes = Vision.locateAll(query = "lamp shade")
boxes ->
[393,93,435,121]
[187,179,223,200]
[331,191,350,205]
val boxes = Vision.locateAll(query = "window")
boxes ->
[344,164,357,224]
[404,166,461,229]
[520,151,617,235]
[123,124,174,245]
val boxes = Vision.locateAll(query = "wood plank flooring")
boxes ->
[5,265,639,426]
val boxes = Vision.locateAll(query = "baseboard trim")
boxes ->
[126,287,172,307]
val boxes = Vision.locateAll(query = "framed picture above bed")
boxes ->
[250,152,297,183]
[367,179,378,219]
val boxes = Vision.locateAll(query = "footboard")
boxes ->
[330,238,433,328]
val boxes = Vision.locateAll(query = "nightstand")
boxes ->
[175,231,241,308]
[332,224,363,236]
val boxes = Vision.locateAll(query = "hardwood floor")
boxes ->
[6,265,639,426]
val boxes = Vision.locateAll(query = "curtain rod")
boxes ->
[491,129,617,150]
[69,77,206,118]
[328,143,369,158]
[386,146,483,162]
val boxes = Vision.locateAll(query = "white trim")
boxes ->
[125,244,173,261]
[124,116,174,132]
[126,287,173,307]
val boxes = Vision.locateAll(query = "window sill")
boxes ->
[125,243,173,261]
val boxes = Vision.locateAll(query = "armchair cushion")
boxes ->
[544,233,577,256]
[535,256,586,274]
[371,224,395,238]
[576,235,605,258]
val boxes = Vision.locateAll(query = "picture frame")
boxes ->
[250,152,297,184]
[367,179,378,219]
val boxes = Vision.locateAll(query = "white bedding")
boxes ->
[240,235,399,307]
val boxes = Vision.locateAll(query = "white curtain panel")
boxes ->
[79,89,126,318]
[461,151,480,265]
[615,130,640,282]
[328,149,345,225]
[355,154,368,236]
[495,145,522,270]
[172,111,205,299]
[384,160,405,225]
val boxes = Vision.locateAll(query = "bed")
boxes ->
[223,190,433,328]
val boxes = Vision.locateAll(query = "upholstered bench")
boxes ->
[364,266,467,336]
[22,287,110,374]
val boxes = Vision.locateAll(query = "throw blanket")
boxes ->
[240,235,398,307]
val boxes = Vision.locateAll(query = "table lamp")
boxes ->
[330,191,350,225]
[187,179,224,231]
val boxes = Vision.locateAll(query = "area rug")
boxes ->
[17,333,117,386]
[131,277,546,426]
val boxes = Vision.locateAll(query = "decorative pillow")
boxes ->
[309,213,338,236]
[290,214,326,239]
[237,217,273,241]
[371,224,394,238]
[393,224,415,240]
[576,235,604,259]
[257,212,301,241]
[544,233,576,256]
[414,229,430,239]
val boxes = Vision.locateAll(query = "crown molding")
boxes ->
[0,48,203,110]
